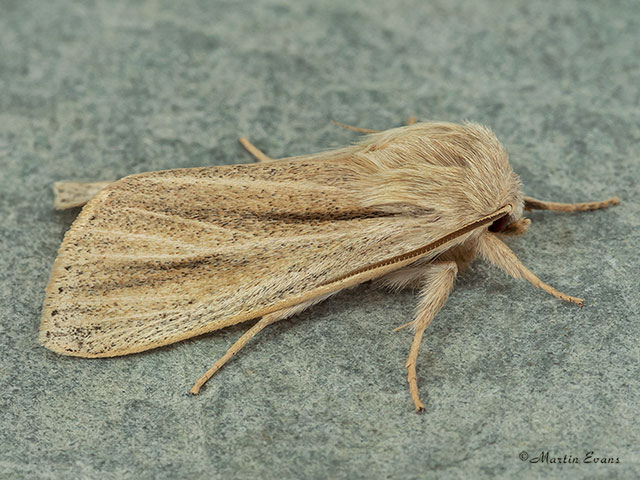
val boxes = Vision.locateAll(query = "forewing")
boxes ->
[41,158,444,357]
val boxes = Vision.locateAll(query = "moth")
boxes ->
[41,119,619,411]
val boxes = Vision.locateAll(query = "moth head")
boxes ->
[488,212,531,236]
[486,175,527,236]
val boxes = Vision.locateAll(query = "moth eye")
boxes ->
[489,215,510,233]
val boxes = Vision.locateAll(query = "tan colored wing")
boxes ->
[41,133,513,358]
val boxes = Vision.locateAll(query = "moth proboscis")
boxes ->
[42,119,619,412]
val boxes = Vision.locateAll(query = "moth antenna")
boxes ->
[478,233,583,306]
[330,120,379,134]
[524,196,619,212]
[405,261,458,412]
[238,137,273,162]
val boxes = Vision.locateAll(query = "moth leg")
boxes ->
[376,265,428,291]
[404,261,458,412]
[332,117,419,134]
[478,233,583,306]
[524,196,619,212]
[189,312,281,395]
[238,137,273,162]
[53,181,113,210]
[54,137,276,209]
[190,293,334,395]
[330,120,379,134]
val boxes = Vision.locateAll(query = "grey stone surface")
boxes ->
[1,1,638,478]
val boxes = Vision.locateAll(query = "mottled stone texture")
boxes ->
[1,1,638,478]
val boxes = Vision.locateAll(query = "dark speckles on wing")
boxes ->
[41,158,437,357]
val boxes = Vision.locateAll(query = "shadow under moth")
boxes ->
[41,119,619,411]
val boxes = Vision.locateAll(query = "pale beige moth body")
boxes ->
[41,121,618,411]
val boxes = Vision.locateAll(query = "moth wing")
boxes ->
[41,157,502,357]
